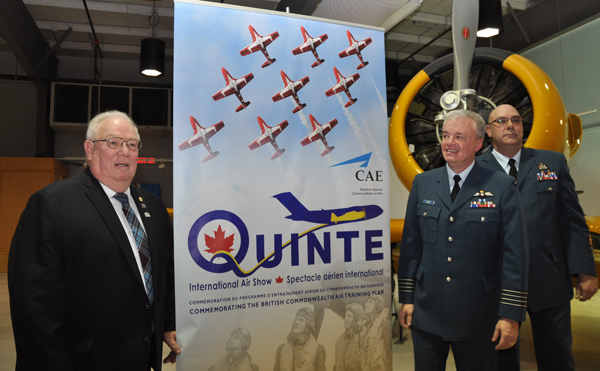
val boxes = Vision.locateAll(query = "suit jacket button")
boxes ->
[481,216,486,221]
[548,187,553,191]
[446,277,451,282]
[144,336,150,343]
[423,211,427,216]
[449,216,454,222]
[447,257,452,263]
[448,236,453,242]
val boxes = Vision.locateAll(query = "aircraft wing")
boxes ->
[178,135,204,151]
[263,32,279,46]
[345,76,358,88]
[248,137,263,150]
[271,121,289,137]
[248,134,273,150]
[204,121,225,140]
[297,76,310,88]
[272,88,292,102]
[338,47,356,58]
[240,45,254,57]
[292,44,309,55]
[320,120,338,135]
[177,140,193,151]
[212,87,231,101]
[300,132,320,146]
[236,73,254,89]
[325,84,344,97]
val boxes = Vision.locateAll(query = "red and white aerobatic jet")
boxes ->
[291,26,328,68]
[271,70,310,114]
[301,114,338,157]
[248,116,289,160]
[338,30,372,70]
[239,25,279,68]
[325,67,360,108]
[177,115,225,163]
[212,67,254,113]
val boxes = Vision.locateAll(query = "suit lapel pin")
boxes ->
[470,189,496,208]
[537,163,548,170]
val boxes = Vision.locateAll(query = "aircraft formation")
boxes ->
[179,25,374,162]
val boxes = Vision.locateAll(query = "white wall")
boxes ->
[522,18,600,216]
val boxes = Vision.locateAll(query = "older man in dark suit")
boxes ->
[397,109,529,371]
[477,104,598,371]
[9,110,180,371]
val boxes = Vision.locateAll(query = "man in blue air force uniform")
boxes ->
[477,104,598,371]
[397,110,529,371]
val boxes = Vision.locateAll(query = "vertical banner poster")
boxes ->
[173,1,391,370]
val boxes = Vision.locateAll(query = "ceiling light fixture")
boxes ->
[477,0,503,38]
[140,0,165,77]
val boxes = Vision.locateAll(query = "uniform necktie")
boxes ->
[115,192,154,304]
[508,158,518,179]
[451,175,461,203]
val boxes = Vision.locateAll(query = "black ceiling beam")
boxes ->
[0,0,56,85]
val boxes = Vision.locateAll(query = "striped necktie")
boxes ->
[115,192,154,305]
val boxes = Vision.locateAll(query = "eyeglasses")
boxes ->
[92,137,142,151]
[489,116,523,126]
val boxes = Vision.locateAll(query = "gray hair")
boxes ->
[444,110,486,139]
[86,111,139,141]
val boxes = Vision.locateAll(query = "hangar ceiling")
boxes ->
[0,0,599,88]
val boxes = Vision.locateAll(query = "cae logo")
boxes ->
[331,153,383,182]
[355,170,382,182]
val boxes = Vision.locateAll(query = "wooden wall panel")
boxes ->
[0,158,68,272]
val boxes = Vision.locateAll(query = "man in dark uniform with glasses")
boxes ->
[9,110,181,371]
[398,110,529,371]
[477,104,598,371]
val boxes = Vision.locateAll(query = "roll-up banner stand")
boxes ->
[173,1,391,369]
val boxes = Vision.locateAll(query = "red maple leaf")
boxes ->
[204,225,235,255]
[276,276,283,283]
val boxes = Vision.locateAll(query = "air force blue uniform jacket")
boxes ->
[397,162,529,341]
[477,148,597,312]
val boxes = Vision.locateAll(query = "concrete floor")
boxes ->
[391,288,600,370]
[1,272,599,370]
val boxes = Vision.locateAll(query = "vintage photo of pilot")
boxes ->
[273,307,326,371]
[208,327,258,371]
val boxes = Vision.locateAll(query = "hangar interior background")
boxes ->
[1,1,600,370]
[1,0,600,216]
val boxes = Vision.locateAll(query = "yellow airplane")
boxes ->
[389,0,584,243]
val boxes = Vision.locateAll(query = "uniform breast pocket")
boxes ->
[466,209,499,248]
[416,204,441,244]
[535,181,558,214]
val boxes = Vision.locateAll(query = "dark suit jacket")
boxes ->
[477,148,597,312]
[8,168,175,371]
[397,162,529,341]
